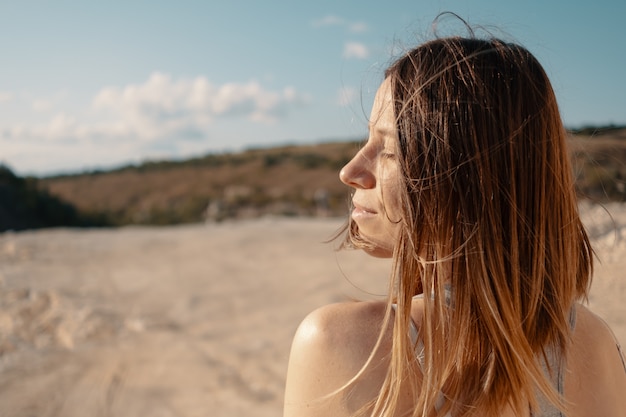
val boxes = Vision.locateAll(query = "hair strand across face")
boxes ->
[342,36,593,417]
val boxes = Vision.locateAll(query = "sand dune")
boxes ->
[0,203,624,416]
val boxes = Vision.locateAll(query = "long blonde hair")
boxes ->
[344,36,593,416]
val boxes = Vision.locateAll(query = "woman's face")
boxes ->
[340,78,403,258]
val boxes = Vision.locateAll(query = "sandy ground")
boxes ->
[0,202,624,417]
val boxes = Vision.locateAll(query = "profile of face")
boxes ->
[339,78,403,258]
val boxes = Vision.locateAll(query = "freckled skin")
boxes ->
[339,78,402,258]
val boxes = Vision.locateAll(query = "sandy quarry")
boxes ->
[0,201,624,416]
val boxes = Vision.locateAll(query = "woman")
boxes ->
[283,35,626,416]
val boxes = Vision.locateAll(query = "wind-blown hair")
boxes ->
[343,37,594,416]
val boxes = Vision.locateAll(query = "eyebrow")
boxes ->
[368,123,396,136]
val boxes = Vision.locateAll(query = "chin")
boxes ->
[350,222,398,258]
[363,245,394,259]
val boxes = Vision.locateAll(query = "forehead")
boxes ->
[369,78,396,136]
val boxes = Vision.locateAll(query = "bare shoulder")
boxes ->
[294,300,389,344]
[572,303,625,368]
[284,301,391,417]
[566,303,626,417]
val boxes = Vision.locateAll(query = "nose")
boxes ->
[339,152,375,189]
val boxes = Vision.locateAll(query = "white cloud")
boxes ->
[47,113,78,140]
[0,92,13,103]
[32,98,53,112]
[0,74,309,175]
[93,73,307,136]
[348,22,368,33]
[343,42,369,59]
[312,15,345,27]
[337,86,358,107]
[312,15,368,32]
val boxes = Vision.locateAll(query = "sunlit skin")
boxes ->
[339,78,402,258]
[284,79,626,417]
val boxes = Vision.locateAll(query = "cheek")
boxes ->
[379,187,403,245]
[380,175,403,221]
[383,194,402,222]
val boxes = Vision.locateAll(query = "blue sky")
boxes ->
[1,1,624,176]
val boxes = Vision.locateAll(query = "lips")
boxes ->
[351,201,377,219]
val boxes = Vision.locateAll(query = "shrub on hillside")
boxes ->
[0,165,108,231]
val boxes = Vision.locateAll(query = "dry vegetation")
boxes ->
[37,129,626,226]
[569,127,626,201]
[39,141,361,225]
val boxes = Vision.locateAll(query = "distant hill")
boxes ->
[3,129,625,230]
[568,128,626,201]
[38,140,361,226]
[569,124,626,137]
